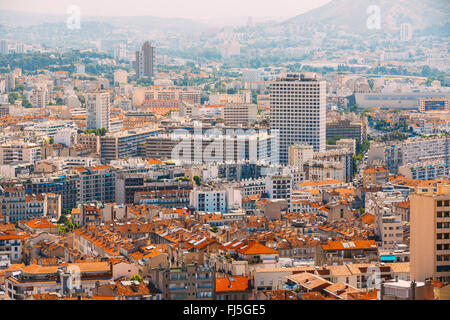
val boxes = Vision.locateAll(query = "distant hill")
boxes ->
[286,0,450,33]
[0,10,205,33]
[0,10,64,27]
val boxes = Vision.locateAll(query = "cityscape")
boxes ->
[0,0,449,305]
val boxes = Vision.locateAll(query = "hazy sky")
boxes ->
[0,0,331,19]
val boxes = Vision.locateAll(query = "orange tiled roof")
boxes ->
[216,276,250,292]
[321,240,378,251]
[23,218,57,229]
[148,158,163,165]
[237,241,279,255]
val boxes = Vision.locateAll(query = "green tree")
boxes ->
[8,92,19,104]
[78,94,85,104]
[57,214,69,225]
[22,98,32,108]
[193,175,201,186]
[130,275,142,282]
[326,136,345,145]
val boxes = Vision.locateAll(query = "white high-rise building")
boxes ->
[0,40,8,54]
[6,73,15,92]
[86,91,110,130]
[270,73,326,164]
[31,87,48,109]
[400,23,413,41]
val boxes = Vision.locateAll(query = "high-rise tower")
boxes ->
[270,73,326,164]
[136,41,154,78]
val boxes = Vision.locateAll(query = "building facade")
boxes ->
[270,73,326,164]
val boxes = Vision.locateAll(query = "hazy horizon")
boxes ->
[0,0,331,20]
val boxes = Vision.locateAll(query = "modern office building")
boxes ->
[419,97,449,112]
[223,104,257,126]
[145,131,273,164]
[22,175,79,210]
[136,41,154,78]
[410,184,450,283]
[75,166,116,205]
[326,119,366,143]
[270,73,326,164]
[100,128,157,163]
[86,91,111,131]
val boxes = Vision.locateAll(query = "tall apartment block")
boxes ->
[0,39,8,54]
[30,87,48,109]
[419,97,449,112]
[270,73,326,164]
[385,135,450,173]
[86,91,110,131]
[152,263,216,300]
[136,41,154,78]
[410,184,450,283]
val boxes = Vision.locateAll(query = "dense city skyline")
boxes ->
[0,0,448,307]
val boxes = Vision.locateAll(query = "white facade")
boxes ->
[54,128,77,147]
[87,91,110,130]
[190,189,227,213]
[270,73,326,164]
[265,174,292,201]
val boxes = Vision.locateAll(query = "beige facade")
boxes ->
[223,103,257,126]
[410,184,450,282]
[288,143,313,169]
